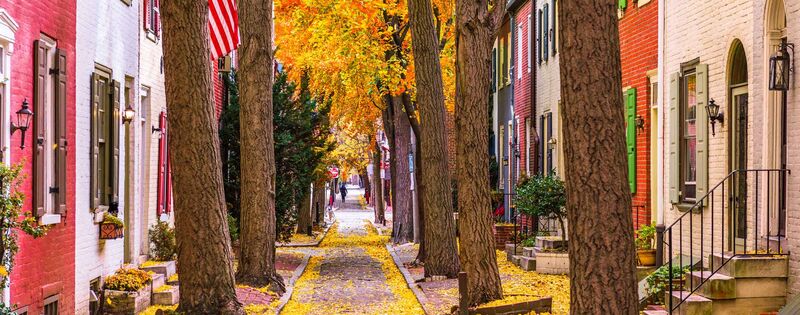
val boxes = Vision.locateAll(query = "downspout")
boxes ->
[655,0,666,267]
[509,14,516,223]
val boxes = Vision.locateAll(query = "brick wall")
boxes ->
[513,0,534,177]
[75,0,140,313]
[619,0,658,229]
[3,1,77,313]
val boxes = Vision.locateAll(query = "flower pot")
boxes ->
[637,249,656,266]
[103,287,152,315]
[100,223,124,239]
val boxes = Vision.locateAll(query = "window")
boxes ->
[498,125,504,189]
[33,36,67,225]
[527,15,532,73]
[492,47,497,91]
[546,112,553,175]
[43,295,58,315]
[144,0,161,37]
[538,115,544,174]
[90,68,121,213]
[525,118,531,175]
[0,11,16,163]
[517,23,523,80]
[543,3,549,61]
[504,35,510,85]
[552,0,558,55]
[681,70,697,201]
[537,9,542,64]
[650,80,658,108]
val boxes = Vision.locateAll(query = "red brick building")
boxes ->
[0,1,77,313]
[619,0,658,229]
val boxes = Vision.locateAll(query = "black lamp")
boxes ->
[769,42,794,91]
[10,98,33,148]
[635,115,645,132]
[706,98,723,136]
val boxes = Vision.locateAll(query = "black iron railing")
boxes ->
[660,169,789,313]
[633,204,647,230]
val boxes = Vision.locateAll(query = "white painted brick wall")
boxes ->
[533,0,563,174]
[75,0,140,313]
[661,0,800,297]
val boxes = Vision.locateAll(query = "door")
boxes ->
[730,86,748,248]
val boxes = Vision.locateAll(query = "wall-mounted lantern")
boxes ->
[10,98,33,148]
[635,115,645,132]
[769,42,794,91]
[706,98,723,136]
[122,104,136,124]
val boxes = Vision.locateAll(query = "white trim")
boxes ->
[39,213,62,226]
[517,23,523,80]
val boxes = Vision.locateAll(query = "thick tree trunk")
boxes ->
[407,0,460,278]
[402,97,427,261]
[313,179,325,225]
[361,169,371,206]
[234,0,284,291]
[296,189,312,235]
[559,1,638,313]
[373,148,385,224]
[454,0,505,305]
[160,1,244,313]
[392,96,414,244]
[382,99,397,229]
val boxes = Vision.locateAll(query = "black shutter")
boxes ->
[33,40,47,217]
[111,80,121,207]
[55,48,67,215]
[538,115,544,175]
[546,112,553,175]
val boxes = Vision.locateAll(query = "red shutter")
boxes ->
[55,48,68,215]
[166,157,172,214]
[33,40,47,217]
[153,0,161,37]
[156,112,167,216]
[143,0,150,31]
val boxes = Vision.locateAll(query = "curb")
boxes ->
[274,252,312,314]
[385,243,434,315]
[277,224,332,248]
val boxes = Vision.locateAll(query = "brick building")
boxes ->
[619,0,658,230]
[0,1,77,313]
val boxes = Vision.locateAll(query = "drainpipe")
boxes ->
[655,0,666,267]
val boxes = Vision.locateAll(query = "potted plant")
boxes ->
[103,268,153,314]
[636,224,656,266]
[645,265,690,304]
[100,213,124,239]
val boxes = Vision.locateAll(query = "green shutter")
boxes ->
[669,73,680,204]
[626,88,637,194]
[696,64,709,205]
[619,0,627,10]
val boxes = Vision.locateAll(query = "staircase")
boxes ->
[650,169,790,314]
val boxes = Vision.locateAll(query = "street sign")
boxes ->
[329,167,339,178]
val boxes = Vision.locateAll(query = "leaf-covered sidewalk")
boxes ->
[281,190,424,315]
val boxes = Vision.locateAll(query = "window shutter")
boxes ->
[33,40,46,217]
[55,48,68,215]
[111,80,121,207]
[695,64,709,205]
[90,73,101,209]
[619,0,627,11]
[537,10,542,64]
[143,0,150,32]
[626,88,637,194]
[551,0,557,55]
[546,112,553,175]
[153,0,161,37]
[543,3,549,61]
[538,115,544,174]
[669,72,680,204]
[156,112,167,216]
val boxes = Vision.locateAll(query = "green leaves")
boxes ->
[514,174,566,220]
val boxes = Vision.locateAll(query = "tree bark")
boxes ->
[402,97,426,262]
[559,1,638,313]
[407,0,460,277]
[392,96,414,244]
[373,147,385,224]
[382,97,396,229]
[296,189,312,235]
[234,0,285,291]
[454,0,505,305]
[313,178,325,225]
[160,1,244,313]
[361,169,371,207]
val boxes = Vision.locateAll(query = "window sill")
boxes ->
[93,208,108,223]
[39,214,61,226]
[146,31,158,43]
[674,203,703,214]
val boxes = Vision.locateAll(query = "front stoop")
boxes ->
[710,253,788,279]
[152,285,180,305]
[140,261,177,279]
[519,256,536,271]
[710,297,785,315]
[688,271,735,299]
[669,291,712,315]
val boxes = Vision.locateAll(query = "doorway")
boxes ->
[727,40,748,249]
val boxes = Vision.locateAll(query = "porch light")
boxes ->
[769,42,794,91]
[706,98,723,136]
[10,98,33,148]
[122,104,136,124]
[635,115,645,132]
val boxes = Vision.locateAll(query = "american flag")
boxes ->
[209,0,240,58]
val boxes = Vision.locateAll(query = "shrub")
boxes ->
[636,224,656,250]
[521,237,537,247]
[149,221,177,261]
[646,265,690,304]
[228,213,239,242]
[104,268,152,291]
[514,174,567,240]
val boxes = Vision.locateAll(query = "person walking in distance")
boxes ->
[340,183,348,202]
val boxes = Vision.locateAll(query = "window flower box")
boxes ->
[99,214,124,240]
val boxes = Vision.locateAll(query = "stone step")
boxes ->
[519,256,536,271]
[504,243,522,256]
[688,271,735,299]
[709,253,788,278]
[140,261,177,279]
[709,296,785,315]
[511,255,522,266]
[152,285,180,305]
[669,291,712,315]
[151,273,165,290]
[642,310,668,315]
[523,247,536,258]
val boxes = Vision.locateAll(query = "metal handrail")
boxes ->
[661,169,790,313]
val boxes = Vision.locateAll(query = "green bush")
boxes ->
[228,214,239,242]
[521,237,536,247]
[149,221,177,261]
[514,174,567,239]
[104,268,152,291]
[636,224,656,250]
[646,265,690,303]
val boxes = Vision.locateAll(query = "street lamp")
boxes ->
[122,104,136,124]
[769,42,794,91]
[10,98,33,148]
[706,98,723,136]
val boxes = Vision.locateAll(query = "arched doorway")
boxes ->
[728,40,748,246]
[764,0,787,236]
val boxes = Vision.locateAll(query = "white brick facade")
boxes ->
[661,0,800,296]
[75,0,140,312]
[534,0,563,175]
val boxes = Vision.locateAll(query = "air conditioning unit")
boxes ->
[218,55,232,73]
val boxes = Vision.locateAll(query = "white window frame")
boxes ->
[0,9,17,166]
[38,35,60,225]
[527,14,532,73]
[517,23,523,80]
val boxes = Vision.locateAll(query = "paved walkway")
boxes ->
[281,185,423,314]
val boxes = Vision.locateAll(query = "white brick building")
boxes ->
[660,0,800,298]
[533,0,563,176]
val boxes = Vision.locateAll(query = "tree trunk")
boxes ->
[234,0,285,291]
[373,147,385,224]
[361,169,371,207]
[160,1,244,313]
[559,1,638,313]
[296,189,312,235]
[454,0,505,304]
[392,95,414,244]
[382,98,397,230]
[402,97,426,262]
[313,178,325,225]
[407,0,460,278]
